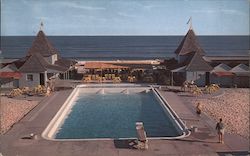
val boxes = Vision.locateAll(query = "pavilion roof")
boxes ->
[171,52,213,72]
[212,63,232,72]
[230,64,250,76]
[185,52,213,71]
[175,29,205,56]
[26,30,60,57]
[19,53,67,73]
[84,62,129,69]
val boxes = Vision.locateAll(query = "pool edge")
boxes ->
[42,84,190,141]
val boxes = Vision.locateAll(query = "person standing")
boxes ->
[216,118,225,144]
[196,102,202,115]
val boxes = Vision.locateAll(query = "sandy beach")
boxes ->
[0,97,39,134]
[183,88,249,139]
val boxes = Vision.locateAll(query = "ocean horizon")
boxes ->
[1,35,249,60]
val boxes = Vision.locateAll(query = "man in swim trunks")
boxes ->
[216,118,225,144]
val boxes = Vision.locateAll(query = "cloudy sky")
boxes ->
[1,0,249,36]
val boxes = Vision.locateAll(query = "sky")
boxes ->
[1,0,249,36]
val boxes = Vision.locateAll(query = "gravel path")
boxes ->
[0,97,38,134]
[182,89,249,139]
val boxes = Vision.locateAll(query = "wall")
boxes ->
[186,71,206,86]
[19,73,40,88]
[233,76,249,88]
[210,75,233,87]
[0,79,19,88]
[1,81,14,88]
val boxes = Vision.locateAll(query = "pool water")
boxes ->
[55,91,181,139]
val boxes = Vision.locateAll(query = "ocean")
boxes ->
[0,36,249,60]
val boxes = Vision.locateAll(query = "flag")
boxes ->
[187,17,192,25]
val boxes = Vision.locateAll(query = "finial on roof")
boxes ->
[40,21,44,31]
[187,17,192,30]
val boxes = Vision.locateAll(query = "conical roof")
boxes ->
[186,52,213,71]
[19,53,67,73]
[26,30,59,57]
[19,53,48,72]
[175,29,205,56]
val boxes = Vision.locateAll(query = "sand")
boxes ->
[0,97,38,134]
[185,88,249,139]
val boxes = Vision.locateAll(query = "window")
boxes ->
[27,74,33,81]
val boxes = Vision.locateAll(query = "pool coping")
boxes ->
[42,84,190,141]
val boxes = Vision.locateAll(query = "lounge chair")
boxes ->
[136,122,148,149]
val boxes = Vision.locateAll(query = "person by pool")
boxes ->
[216,118,225,144]
[196,102,202,115]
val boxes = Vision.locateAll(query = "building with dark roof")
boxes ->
[0,24,76,88]
[171,27,213,86]
[170,24,249,87]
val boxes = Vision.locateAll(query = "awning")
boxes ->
[213,72,234,77]
[84,62,129,69]
[0,72,22,79]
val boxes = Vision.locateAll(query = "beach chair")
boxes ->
[135,122,148,150]
[108,74,112,80]
[83,76,91,83]
[104,74,108,80]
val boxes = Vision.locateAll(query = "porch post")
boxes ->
[44,71,48,87]
[171,72,174,86]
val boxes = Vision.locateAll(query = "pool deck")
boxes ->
[0,88,249,156]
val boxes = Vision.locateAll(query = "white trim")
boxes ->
[26,73,34,81]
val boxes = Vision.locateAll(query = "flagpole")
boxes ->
[187,17,192,30]
[190,16,192,30]
[40,21,44,31]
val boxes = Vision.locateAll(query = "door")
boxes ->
[205,72,210,85]
[40,73,45,85]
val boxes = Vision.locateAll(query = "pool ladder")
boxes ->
[121,89,129,94]
[97,88,105,94]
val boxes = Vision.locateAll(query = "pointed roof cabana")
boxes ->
[170,22,213,86]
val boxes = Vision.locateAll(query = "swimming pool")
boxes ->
[42,84,189,140]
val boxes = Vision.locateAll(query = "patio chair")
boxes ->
[136,122,148,150]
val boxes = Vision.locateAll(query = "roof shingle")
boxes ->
[26,31,59,57]
[175,29,205,56]
[185,52,213,71]
[19,53,67,73]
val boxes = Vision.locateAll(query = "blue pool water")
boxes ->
[55,91,181,139]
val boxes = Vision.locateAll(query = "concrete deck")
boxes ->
[0,88,249,156]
